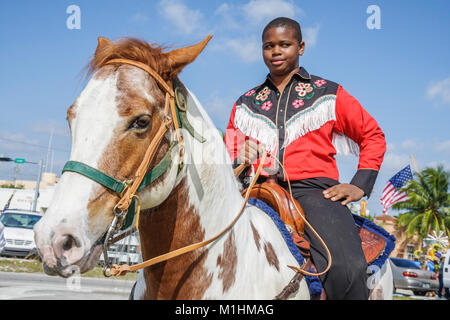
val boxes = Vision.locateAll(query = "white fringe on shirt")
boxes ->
[332,132,360,156]
[283,94,337,148]
[234,96,360,157]
[234,104,279,154]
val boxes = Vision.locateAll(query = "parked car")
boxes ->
[99,234,140,266]
[0,209,42,258]
[443,252,450,288]
[390,257,439,295]
[0,221,5,252]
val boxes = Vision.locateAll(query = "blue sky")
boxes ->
[0,0,449,216]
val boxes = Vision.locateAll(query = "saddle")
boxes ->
[242,182,387,265]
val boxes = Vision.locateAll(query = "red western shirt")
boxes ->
[224,67,386,197]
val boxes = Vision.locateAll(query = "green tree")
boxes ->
[394,165,450,243]
[0,183,24,189]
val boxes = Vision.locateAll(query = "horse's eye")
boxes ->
[130,116,150,130]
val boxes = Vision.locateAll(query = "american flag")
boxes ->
[381,165,413,214]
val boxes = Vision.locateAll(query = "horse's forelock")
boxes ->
[85,38,174,80]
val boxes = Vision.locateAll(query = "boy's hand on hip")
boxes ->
[323,184,364,206]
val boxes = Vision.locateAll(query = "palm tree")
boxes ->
[393,165,450,245]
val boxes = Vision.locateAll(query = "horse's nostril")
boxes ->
[61,235,82,251]
[62,236,73,251]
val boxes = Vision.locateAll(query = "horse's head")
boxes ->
[34,35,212,277]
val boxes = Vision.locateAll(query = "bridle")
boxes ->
[62,58,193,276]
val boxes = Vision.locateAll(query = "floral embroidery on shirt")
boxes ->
[261,100,272,111]
[292,99,304,109]
[314,79,327,88]
[295,83,314,98]
[255,86,270,104]
[245,89,256,96]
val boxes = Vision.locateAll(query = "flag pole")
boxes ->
[360,199,367,217]
[410,154,421,177]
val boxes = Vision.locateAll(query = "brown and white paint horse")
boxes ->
[34,36,392,299]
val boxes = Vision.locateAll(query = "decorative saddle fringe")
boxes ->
[283,95,337,148]
[234,104,279,154]
[332,132,360,156]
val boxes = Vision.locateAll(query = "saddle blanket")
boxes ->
[248,198,396,299]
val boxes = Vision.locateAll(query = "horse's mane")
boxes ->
[86,37,175,80]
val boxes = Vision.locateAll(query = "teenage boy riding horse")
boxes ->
[224,17,386,299]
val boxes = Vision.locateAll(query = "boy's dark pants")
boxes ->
[279,178,370,300]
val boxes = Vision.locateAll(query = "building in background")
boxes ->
[0,179,141,266]
[0,172,58,190]
[374,215,421,259]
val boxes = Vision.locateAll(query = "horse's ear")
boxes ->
[95,36,113,55]
[164,35,213,77]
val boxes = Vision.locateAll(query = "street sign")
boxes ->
[14,158,25,164]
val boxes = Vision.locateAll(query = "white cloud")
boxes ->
[386,142,396,152]
[213,3,240,31]
[427,160,450,171]
[211,1,315,62]
[398,139,425,152]
[29,120,70,137]
[242,0,302,25]
[0,132,42,154]
[211,35,261,63]
[400,139,416,150]
[204,91,234,128]
[427,77,450,105]
[435,140,450,154]
[303,25,320,48]
[215,3,230,15]
[381,152,410,171]
[158,0,203,35]
[221,37,261,63]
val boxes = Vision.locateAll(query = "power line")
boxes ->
[0,136,70,153]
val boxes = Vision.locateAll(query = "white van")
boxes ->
[444,252,450,288]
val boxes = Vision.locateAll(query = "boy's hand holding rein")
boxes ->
[237,140,266,165]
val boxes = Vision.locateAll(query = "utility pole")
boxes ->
[45,128,54,171]
[13,164,19,187]
[32,159,43,212]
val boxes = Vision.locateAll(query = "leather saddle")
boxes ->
[242,182,386,264]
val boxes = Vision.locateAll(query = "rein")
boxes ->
[62,58,331,284]
[109,152,268,276]
[62,58,190,276]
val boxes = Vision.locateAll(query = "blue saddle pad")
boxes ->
[248,198,396,299]
[248,198,322,299]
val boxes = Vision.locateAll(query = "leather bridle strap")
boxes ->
[106,59,174,96]
[62,140,178,198]
[108,152,268,276]
[116,116,172,211]
[103,59,183,212]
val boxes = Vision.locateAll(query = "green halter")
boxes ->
[61,78,205,230]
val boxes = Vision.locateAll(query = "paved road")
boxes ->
[394,289,445,300]
[0,271,135,300]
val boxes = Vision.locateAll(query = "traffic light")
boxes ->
[0,157,26,163]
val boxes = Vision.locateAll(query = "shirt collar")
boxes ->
[263,66,311,89]
[296,67,311,80]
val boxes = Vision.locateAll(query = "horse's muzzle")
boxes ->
[35,222,102,277]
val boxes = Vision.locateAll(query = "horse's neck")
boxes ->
[137,89,246,299]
